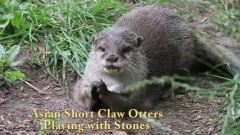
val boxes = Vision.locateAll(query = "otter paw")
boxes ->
[91,80,109,98]
[96,86,109,95]
[96,80,109,96]
[98,80,108,90]
[91,85,99,101]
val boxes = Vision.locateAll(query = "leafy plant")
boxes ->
[0,0,171,86]
[0,0,132,89]
[0,44,25,87]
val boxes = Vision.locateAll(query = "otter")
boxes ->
[73,5,202,112]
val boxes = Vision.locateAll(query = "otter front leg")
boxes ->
[96,81,145,112]
[73,80,102,111]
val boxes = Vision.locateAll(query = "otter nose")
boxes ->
[106,54,118,63]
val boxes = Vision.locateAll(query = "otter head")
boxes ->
[92,27,143,75]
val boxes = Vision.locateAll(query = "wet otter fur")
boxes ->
[73,5,201,112]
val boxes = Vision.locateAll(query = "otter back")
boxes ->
[114,5,195,77]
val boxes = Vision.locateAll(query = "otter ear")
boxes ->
[134,36,143,48]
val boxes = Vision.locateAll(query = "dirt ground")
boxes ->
[0,65,224,135]
[0,2,238,135]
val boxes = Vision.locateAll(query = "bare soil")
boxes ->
[0,2,238,135]
[0,65,224,135]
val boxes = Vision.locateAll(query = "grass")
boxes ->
[181,0,240,134]
[195,1,240,134]
[0,0,240,134]
[1,0,131,86]
[0,0,167,87]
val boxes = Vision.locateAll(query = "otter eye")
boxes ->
[98,46,105,52]
[122,47,132,54]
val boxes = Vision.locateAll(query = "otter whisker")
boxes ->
[123,64,137,82]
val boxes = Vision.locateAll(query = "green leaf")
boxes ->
[220,80,235,87]
[1,57,8,66]
[11,11,23,27]
[232,104,240,122]
[59,51,71,56]
[12,71,25,78]
[5,71,25,81]
[2,13,14,20]
[90,2,118,14]
[0,45,5,60]
[178,10,192,16]
[5,72,16,81]
[6,45,20,61]
[0,20,10,28]
[0,0,8,8]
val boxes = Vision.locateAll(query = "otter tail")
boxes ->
[192,33,238,76]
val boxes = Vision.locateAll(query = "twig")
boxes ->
[201,17,208,22]
[24,81,44,94]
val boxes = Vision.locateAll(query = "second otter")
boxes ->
[73,5,200,112]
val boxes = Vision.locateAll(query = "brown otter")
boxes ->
[73,5,203,112]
